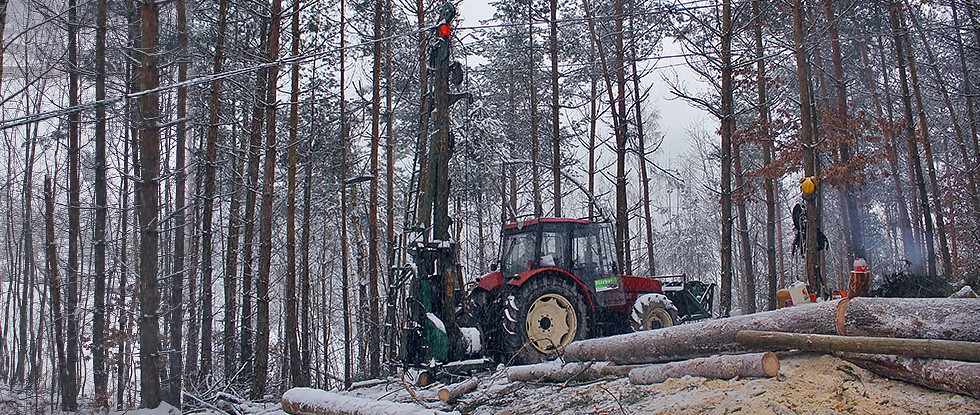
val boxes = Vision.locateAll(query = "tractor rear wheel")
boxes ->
[501,275,590,364]
[630,293,678,331]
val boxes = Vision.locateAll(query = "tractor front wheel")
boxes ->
[501,276,590,364]
[630,293,678,331]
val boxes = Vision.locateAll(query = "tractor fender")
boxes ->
[506,268,595,311]
[475,271,504,292]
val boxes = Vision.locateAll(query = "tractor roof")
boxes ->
[503,217,593,230]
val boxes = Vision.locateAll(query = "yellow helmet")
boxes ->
[800,176,817,196]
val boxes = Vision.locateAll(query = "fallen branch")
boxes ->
[839,353,980,399]
[736,330,980,362]
[281,387,459,415]
[438,377,479,403]
[628,352,780,385]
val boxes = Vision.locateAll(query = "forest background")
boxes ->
[0,0,977,411]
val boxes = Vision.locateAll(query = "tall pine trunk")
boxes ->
[240,19,269,383]
[65,0,80,406]
[367,0,382,379]
[285,0,302,385]
[628,16,655,276]
[138,0,164,404]
[253,0,282,396]
[720,0,734,315]
[792,0,821,294]
[550,0,561,217]
[614,0,631,274]
[339,0,352,388]
[889,1,935,276]
[754,0,777,310]
[44,178,69,411]
[529,2,542,217]
[93,0,109,404]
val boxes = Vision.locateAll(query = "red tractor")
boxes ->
[466,217,715,364]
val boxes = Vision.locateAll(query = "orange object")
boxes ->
[809,293,817,303]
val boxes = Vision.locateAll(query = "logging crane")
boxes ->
[397,2,716,379]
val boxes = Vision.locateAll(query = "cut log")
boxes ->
[839,353,980,399]
[736,330,980,362]
[565,298,980,365]
[629,352,779,385]
[565,300,844,364]
[281,387,458,415]
[949,286,977,298]
[840,298,980,341]
[505,361,635,383]
[848,271,871,298]
[438,378,479,403]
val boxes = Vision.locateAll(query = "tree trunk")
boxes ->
[240,19,269,383]
[736,331,980,362]
[225,103,245,382]
[339,0,352,388]
[565,298,980,365]
[889,1,935,276]
[629,16,655,275]
[199,0,232,383]
[840,353,980,399]
[254,0,282,396]
[165,0,189,404]
[792,0,821,294]
[907,4,979,257]
[285,0,303,386]
[65,0,80,406]
[93,0,109,404]
[382,0,396,368]
[951,1,980,249]
[614,0,631,274]
[528,3,542,217]
[138,0,164,404]
[300,68,315,389]
[754,0,777,311]
[720,0,734,315]
[44,178,69,411]
[734,143,756,313]
[549,0,561,217]
[629,352,779,384]
[901,9,952,277]
[825,0,865,266]
[367,0,382,379]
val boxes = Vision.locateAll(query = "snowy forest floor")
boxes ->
[2,352,977,414]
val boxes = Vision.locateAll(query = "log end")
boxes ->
[438,388,451,402]
[836,298,851,336]
[762,352,780,377]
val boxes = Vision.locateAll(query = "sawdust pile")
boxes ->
[471,353,979,414]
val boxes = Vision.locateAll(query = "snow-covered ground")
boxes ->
[4,352,975,414]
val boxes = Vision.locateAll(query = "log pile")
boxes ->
[281,296,979,414]
[543,297,978,399]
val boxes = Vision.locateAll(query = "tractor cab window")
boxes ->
[501,231,536,276]
[539,230,569,268]
[573,223,617,276]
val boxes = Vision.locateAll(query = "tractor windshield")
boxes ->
[501,231,536,276]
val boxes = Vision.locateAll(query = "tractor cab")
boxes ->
[498,218,619,286]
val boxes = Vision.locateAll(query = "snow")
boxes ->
[108,402,181,415]
[426,312,447,333]
[459,327,482,354]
